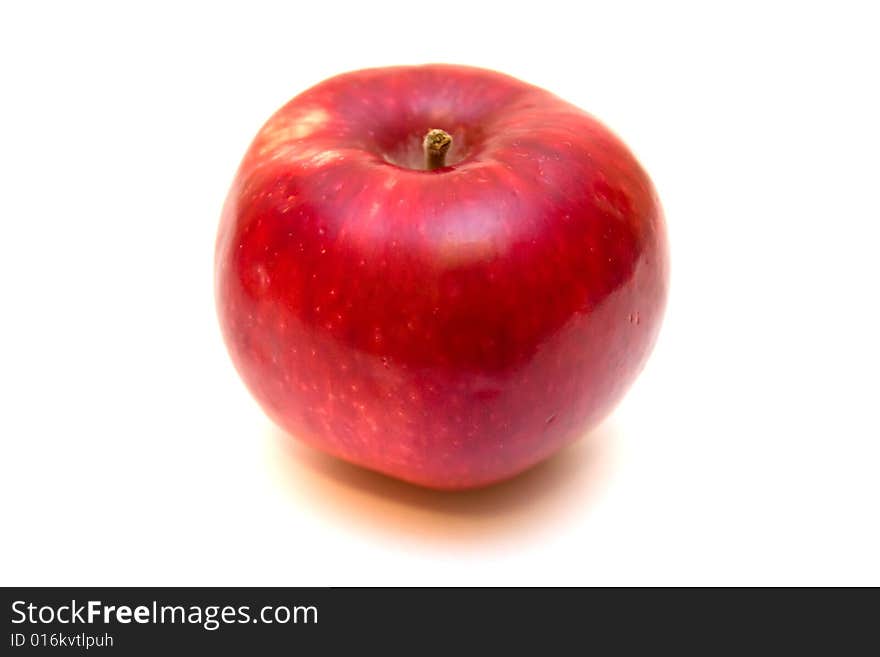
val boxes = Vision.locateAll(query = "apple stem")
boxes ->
[423,129,453,170]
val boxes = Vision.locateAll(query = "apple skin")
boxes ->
[216,64,668,490]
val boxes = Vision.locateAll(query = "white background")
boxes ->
[2,1,878,586]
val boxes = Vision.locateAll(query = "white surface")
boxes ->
[1,1,878,586]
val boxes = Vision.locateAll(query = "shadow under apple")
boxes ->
[265,419,617,548]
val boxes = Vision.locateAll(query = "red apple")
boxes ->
[215,64,668,489]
